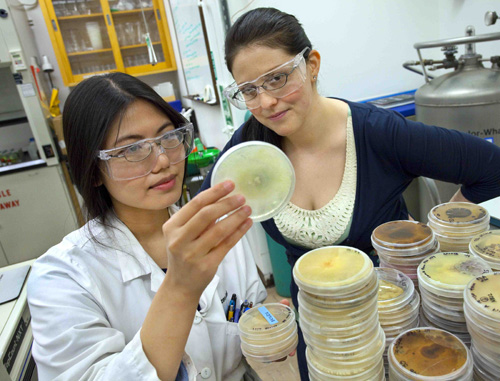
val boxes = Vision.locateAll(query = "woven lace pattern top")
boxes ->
[274,110,357,249]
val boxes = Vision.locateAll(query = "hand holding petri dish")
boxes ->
[211,141,295,222]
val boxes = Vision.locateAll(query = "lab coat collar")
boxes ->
[101,214,165,292]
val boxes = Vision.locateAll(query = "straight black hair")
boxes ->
[63,72,188,227]
[224,7,313,148]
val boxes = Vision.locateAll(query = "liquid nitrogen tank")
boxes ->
[403,10,500,220]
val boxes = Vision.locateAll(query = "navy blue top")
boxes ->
[175,362,189,381]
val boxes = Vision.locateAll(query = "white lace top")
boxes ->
[274,109,357,249]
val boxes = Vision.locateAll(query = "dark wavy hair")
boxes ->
[225,7,313,148]
[63,72,188,227]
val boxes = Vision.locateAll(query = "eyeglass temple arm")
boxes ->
[97,151,112,160]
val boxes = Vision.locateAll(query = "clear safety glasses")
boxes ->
[97,124,194,181]
[223,47,310,110]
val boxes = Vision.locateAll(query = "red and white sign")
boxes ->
[0,189,20,210]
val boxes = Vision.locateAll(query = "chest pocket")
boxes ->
[198,276,244,378]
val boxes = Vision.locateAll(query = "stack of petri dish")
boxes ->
[371,220,440,287]
[238,303,298,363]
[293,246,385,380]
[388,327,473,380]
[375,268,420,378]
[469,230,500,271]
[463,272,500,379]
[417,252,492,347]
[427,202,490,252]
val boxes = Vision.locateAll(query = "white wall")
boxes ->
[437,0,500,59]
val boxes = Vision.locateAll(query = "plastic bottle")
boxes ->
[28,138,39,160]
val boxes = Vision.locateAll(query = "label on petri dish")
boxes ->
[467,272,500,318]
[239,303,294,334]
[392,328,467,376]
[419,252,491,288]
[258,306,279,325]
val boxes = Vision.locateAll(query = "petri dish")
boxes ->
[463,308,500,343]
[389,327,470,378]
[469,230,500,270]
[378,291,420,326]
[210,141,295,222]
[464,323,500,361]
[301,315,380,351]
[299,306,380,339]
[420,297,465,323]
[417,252,492,297]
[463,272,500,322]
[375,267,414,309]
[381,313,420,338]
[298,290,378,325]
[299,305,378,335]
[428,202,490,233]
[418,285,463,311]
[299,272,379,309]
[308,325,386,361]
[371,220,435,255]
[463,298,500,333]
[471,344,500,378]
[241,332,298,362]
[241,324,298,354]
[421,304,469,333]
[238,303,298,362]
[431,237,471,253]
[293,246,373,296]
[419,307,470,341]
[306,346,385,378]
[238,303,295,338]
[379,260,419,286]
[377,240,440,266]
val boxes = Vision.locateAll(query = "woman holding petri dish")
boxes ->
[27,72,267,380]
[199,7,500,379]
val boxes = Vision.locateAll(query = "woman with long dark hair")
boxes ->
[27,72,266,380]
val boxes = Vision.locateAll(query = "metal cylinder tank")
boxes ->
[409,23,500,220]
[415,56,500,147]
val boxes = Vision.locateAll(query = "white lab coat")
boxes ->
[27,208,267,381]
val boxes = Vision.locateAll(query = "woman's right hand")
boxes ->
[162,180,253,298]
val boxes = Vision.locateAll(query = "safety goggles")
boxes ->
[224,47,310,110]
[97,123,194,180]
